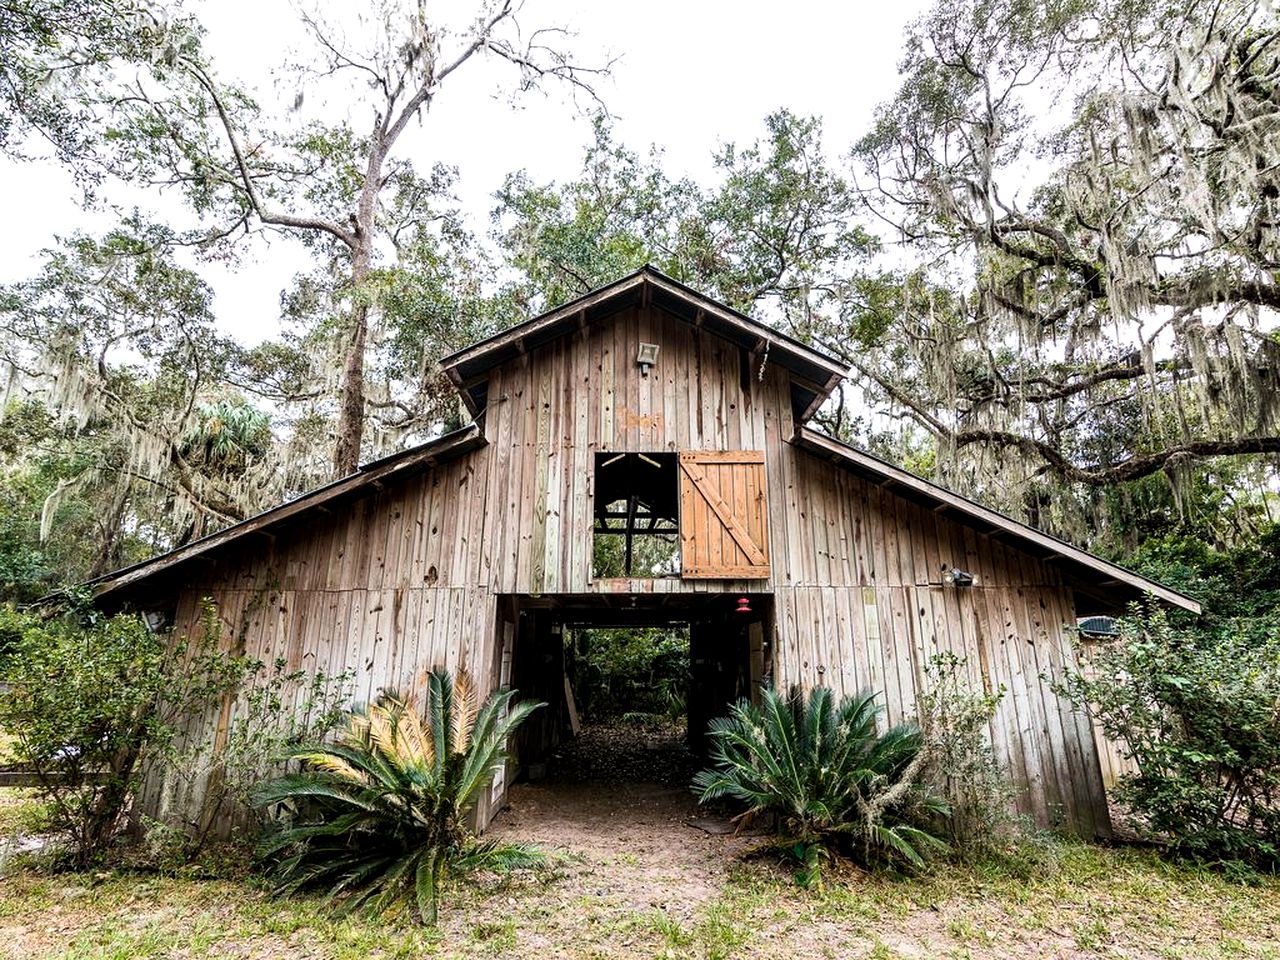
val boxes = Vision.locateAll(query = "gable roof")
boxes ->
[82,272,1199,618]
[87,424,484,602]
[792,426,1201,615]
[439,265,848,425]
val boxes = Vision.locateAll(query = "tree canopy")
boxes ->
[851,0,1280,538]
[0,0,1277,601]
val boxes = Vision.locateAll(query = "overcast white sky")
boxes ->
[0,0,929,344]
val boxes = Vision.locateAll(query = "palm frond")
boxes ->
[366,702,400,763]
[255,667,543,926]
[426,669,452,773]
[392,699,435,770]
[292,750,369,784]
[453,696,544,813]
[415,851,438,926]
[695,683,946,878]
[451,839,546,875]
[451,669,478,754]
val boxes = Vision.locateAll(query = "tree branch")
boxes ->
[184,62,357,250]
[954,430,1280,484]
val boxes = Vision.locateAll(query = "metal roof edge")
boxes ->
[439,265,847,382]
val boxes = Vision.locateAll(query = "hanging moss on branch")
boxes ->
[850,0,1280,546]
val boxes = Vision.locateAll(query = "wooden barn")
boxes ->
[91,266,1199,836]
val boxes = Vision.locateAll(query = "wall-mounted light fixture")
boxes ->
[942,564,975,587]
[636,342,660,376]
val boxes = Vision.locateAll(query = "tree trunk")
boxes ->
[332,238,372,477]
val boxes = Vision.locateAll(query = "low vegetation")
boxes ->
[1060,607,1280,871]
[917,652,1019,853]
[0,601,246,867]
[254,670,546,925]
[0,599,349,868]
[693,685,947,887]
[1,798,1277,959]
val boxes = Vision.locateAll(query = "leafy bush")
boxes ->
[917,653,1018,851]
[569,626,688,723]
[254,669,545,924]
[0,600,250,867]
[151,657,352,856]
[1058,608,1280,869]
[692,685,947,887]
[1130,526,1280,642]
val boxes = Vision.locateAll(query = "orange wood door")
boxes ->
[678,450,770,579]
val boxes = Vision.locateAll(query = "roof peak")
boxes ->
[441,268,847,424]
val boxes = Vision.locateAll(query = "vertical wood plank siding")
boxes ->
[156,303,1108,836]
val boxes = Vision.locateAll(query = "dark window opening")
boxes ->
[592,452,680,578]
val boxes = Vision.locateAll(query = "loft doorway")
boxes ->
[493,593,773,792]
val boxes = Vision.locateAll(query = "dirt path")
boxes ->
[490,780,756,914]
[487,723,759,916]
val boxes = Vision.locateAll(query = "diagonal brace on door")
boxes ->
[680,462,767,566]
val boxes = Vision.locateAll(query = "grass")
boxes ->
[1,849,1276,958]
[0,788,1278,959]
[0,787,43,840]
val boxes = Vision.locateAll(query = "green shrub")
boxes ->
[569,626,688,723]
[692,685,947,888]
[154,657,352,855]
[254,669,545,925]
[1058,608,1280,869]
[0,600,250,867]
[918,652,1019,852]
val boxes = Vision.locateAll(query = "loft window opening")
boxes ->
[592,452,680,578]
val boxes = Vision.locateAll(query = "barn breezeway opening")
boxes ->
[492,594,772,794]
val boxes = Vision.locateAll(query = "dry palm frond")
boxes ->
[293,750,368,785]
[395,700,434,767]
[368,703,399,759]
[347,713,371,746]
[451,670,478,753]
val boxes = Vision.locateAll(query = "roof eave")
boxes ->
[791,427,1202,616]
[439,269,650,375]
[83,424,486,602]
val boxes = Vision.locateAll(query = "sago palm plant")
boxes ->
[253,669,544,924]
[693,685,947,887]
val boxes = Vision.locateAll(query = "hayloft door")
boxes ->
[678,451,770,579]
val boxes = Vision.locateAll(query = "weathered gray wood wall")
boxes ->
[771,453,1105,834]
[150,301,1107,837]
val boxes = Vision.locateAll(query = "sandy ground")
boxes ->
[492,780,757,912]
[488,723,763,914]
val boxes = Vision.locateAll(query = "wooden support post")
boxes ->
[563,672,581,736]
[624,494,638,576]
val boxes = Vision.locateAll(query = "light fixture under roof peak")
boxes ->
[636,342,660,375]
